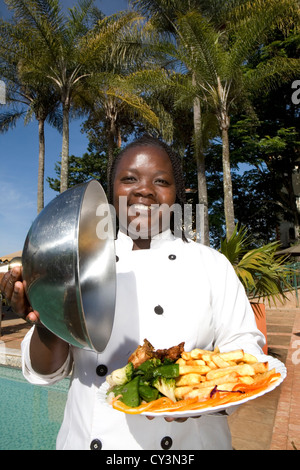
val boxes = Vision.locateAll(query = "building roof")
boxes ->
[0,250,22,263]
[277,244,300,255]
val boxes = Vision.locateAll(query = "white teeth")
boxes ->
[130,204,153,211]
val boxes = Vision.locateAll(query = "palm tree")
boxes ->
[5,0,142,193]
[75,11,176,173]
[132,0,221,246]
[0,19,62,213]
[4,0,92,193]
[132,0,300,241]
[161,4,300,240]
[76,69,163,174]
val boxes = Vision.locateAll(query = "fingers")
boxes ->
[165,415,201,422]
[147,416,188,423]
[26,310,40,323]
[0,267,22,299]
[164,417,188,423]
[10,280,29,317]
[0,267,39,323]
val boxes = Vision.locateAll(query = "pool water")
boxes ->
[0,366,69,450]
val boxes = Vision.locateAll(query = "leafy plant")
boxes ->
[220,224,294,306]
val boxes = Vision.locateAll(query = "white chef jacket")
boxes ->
[21,229,265,450]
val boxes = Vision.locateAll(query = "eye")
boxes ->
[155,178,170,185]
[120,176,136,182]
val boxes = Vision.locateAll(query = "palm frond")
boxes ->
[176,12,222,86]
[105,86,160,130]
[219,224,251,265]
[5,0,66,62]
[228,0,300,75]
[220,224,295,305]
[229,0,300,34]
[66,0,96,42]
[130,0,180,34]
[0,109,25,132]
[82,11,143,66]
[245,57,300,94]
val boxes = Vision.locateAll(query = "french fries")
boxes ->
[175,347,278,402]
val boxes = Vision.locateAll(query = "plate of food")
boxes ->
[98,339,286,418]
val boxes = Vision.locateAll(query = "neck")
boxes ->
[132,238,151,250]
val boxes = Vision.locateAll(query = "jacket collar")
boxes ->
[116,229,175,251]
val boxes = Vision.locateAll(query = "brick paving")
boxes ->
[228,297,300,450]
[1,294,299,450]
[0,308,31,348]
[270,307,300,450]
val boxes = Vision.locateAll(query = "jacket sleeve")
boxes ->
[208,251,266,355]
[21,326,73,385]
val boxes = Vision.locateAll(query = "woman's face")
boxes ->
[113,145,176,242]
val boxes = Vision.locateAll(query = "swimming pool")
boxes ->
[0,366,69,450]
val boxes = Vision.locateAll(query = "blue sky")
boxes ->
[0,0,129,255]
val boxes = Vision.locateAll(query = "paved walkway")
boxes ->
[228,304,299,450]
[0,307,31,367]
[0,298,299,450]
[269,307,300,450]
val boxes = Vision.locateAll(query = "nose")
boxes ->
[133,178,155,199]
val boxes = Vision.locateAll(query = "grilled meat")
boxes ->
[128,339,185,368]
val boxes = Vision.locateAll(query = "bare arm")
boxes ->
[29,325,70,375]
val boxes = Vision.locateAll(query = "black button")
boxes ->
[116,255,119,262]
[96,364,108,376]
[90,439,102,450]
[168,254,176,260]
[161,436,173,450]
[154,305,164,315]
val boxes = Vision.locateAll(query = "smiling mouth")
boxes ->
[129,203,157,213]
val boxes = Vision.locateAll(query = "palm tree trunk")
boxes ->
[106,112,118,179]
[193,97,210,246]
[117,126,122,148]
[60,101,70,193]
[37,119,45,213]
[107,120,115,170]
[221,117,235,240]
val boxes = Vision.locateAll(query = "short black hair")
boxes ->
[107,134,188,241]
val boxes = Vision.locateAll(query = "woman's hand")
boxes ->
[0,266,40,324]
[147,416,201,423]
[164,417,188,423]
[146,416,189,423]
[1,266,70,374]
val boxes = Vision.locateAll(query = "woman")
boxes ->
[0,135,265,450]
